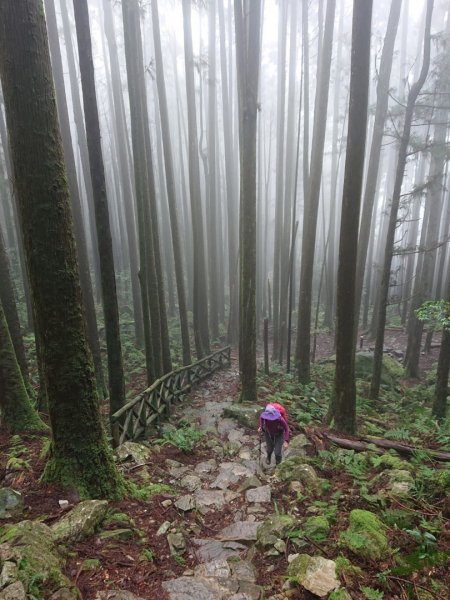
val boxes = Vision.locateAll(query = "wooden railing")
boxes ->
[111,346,231,445]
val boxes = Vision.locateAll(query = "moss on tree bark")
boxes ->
[0,300,45,433]
[0,0,124,499]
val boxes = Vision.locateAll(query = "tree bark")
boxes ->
[0,228,29,387]
[102,0,144,349]
[234,0,262,402]
[182,0,211,359]
[295,0,336,383]
[0,299,44,433]
[72,0,125,417]
[355,0,402,336]
[332,0,373,434]
[151,0,191,366]
[0,0,124,498]
[44,0,106,397]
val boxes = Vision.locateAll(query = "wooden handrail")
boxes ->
[111,346,231,445]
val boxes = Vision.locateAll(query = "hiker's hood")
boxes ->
[261,405,281,420]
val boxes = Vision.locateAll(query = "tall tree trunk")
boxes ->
[182,0,210,359]
[272,0,288,362]
[0,299,44,433]
[44,0,106,397]
[355,0,402,334]
[0,228,29,387]
[295,0,336,383]
[323,0,344,330]
[234,0,262,402]
[0,100,34,331]
[72,0,125,417]
[207,0,219,340]
[0,0,123,498]
[331,0,373,434]
[218,0,238,344]
[151,0,191,366]
[59,0,101,304]
[279,0,299,364]
[122,0,163,382]
[102,0,143,348]
[370,0,433,399]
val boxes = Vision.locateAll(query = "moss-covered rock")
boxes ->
[51,500,108,543]
[98,528,134,541]
[115,441,152,465]
[288,554,340,596]
[257,514,298,548]
[0,489,24,520]
[0,520,71,593]
[222,404,260,428]
[103,511,135,529]
[339,510,389,561]
[303,516,330,542]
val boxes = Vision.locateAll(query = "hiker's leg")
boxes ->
[264,431,274,463]
[274,432,284,464]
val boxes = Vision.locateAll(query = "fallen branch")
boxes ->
[317,431,450,462]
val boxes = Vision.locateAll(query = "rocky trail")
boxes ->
[0,349,448,599]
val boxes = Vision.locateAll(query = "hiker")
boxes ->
[258,404,289,466]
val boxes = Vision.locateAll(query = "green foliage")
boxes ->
[334,556,363,583]
[6,435,30,471]
[360,586,384,600]
[139,548,155,562]
[128,482,174,501]
[404,528,437,560]
[313,449,368,480]
[162,420,204,453]
[173,554,186,566]
[415,300,450,330]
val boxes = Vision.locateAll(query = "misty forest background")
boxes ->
[1,0,450,498]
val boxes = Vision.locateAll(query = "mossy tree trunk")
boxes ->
[72,0,126,417]
[0,299,44,433]
[0,228,29,388]
[44,0,106,398]
[0,0,124,499]
[234,0,262,402]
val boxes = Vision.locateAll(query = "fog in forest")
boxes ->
[1,0,450,596]
[0,0,449,468]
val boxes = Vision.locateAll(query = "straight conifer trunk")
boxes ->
[295,0,336,383]
[44,0,106,397]
[0,0,123,498]
[234,0,262,402]
[0,228,29,386]
[332,0,373,434]
[182,0,210,359]
[151,0,191,366]
[0,298,44,433]
[72,0,125,417]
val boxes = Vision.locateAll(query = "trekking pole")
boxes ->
[259,430,262,463]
